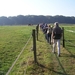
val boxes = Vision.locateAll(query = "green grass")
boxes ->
[0,25,36,75]
[1,24,75,75]
[9,25,75,75]
[10,25,75,75]
[59,25,75,75]
[9,29,53,75]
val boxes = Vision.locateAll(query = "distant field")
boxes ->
[0,25,35,75]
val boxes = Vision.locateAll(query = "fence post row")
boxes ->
[32,29,37,63]
[62,27,65,47]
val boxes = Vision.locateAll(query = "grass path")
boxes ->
[9,29,75,75]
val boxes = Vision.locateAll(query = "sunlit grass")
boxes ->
[0,24,75,75]
[0,25,35,75]
[9,25,75,75]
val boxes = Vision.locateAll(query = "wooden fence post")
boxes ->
[32,29,37,63]
[62,27,65,47]
[36,25,39,41]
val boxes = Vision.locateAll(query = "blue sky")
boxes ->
[0,0,75,17]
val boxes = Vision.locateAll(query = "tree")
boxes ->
[0,15,75,25]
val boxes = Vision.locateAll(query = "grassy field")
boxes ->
[8,24,75,75]
[0,25,36,75]
[0,24,75,75]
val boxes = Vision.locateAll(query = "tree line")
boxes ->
[0,15,75,25]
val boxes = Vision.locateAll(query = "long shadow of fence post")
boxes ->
[55,53,67,75]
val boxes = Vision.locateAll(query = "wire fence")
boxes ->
[61,27,75,52]
[6,35,32,75]
[6,25,75,75]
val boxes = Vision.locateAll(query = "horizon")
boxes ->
[0,14,75,17]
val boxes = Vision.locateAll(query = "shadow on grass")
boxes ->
[64,45,75,58]
[61,40,75,58]
[54,53,68,75]
[66,44,75,47]
[36,61,68,75]
[65,40,75,47]
[66,49,75,58]
[61,52,75,59]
